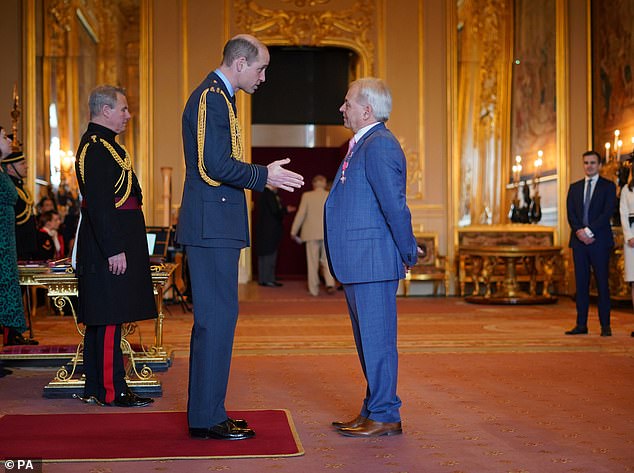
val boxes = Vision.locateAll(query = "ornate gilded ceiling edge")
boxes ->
[233,0,375,75]
[46,0,73,56]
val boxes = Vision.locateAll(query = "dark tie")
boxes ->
[582,179,592,226]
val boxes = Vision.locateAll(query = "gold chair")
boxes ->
[403,232,450,296]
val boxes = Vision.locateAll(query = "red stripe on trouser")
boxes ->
[103,325,117,403]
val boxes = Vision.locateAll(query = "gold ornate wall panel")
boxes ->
[37,0,140,197]
[232,0,376,76]
[455,0,512,226]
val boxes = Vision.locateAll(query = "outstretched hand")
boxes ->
[267,158,304,192]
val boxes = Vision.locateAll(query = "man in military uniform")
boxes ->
[1,151,37,261]
[74,85,156,407]
[178,34,304,440]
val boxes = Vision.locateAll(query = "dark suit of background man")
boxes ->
[256,184,294,287]
[325,77,419,438]
[177,34,304,441]
[74,85,157,407]
[566,150,616,337]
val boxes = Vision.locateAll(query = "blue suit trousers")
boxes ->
[343,279,402,423]
[572,243,611,328]
[186,245,240,428]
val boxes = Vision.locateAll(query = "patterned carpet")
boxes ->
[1,280,634,472]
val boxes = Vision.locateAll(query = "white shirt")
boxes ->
[584,175,597,203]
[353,122,381,144]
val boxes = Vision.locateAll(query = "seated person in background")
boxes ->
[36,210,65,261]
[36,195,57,215]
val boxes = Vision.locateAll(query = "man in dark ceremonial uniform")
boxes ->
[0,151,37,261]
[178,34,304,440]
[74,85,156,407]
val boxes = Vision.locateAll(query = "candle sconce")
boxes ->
[602,129,634,227]
[509,153,542,224]
[529,152,542,224]
[509,156,522,223]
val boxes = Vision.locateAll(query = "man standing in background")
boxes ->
[75,85,157,407]
[291,174,336,296]
[565,150,616,337]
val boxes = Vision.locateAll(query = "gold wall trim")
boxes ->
[181,0,189,106]
[556,0,570,247]
[501,0,514,214]
[585,0,592,150]
[140,0,154,218]
[416,0,425,201]
[410,204,446,211]
[447,0,459,253]
[23,0,37,200]
[377,0,386,79]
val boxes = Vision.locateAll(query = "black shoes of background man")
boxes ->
[565,326,588,335]
[259,281,283,287]
[4,328,39,346]
[189,419,255,440]
[109,389,154,407]
[564,326,613,336]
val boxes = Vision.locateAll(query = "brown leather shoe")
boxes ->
[332,415,367,430]
[338,418,402,437]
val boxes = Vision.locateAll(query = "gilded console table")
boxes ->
[27,264,175,398]
[460,245,561,305]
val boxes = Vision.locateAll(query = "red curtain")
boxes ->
[251,146,345,278]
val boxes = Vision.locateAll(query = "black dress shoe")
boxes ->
[108,389,154,407]
[259,282,277,287]
[565,326,588,335]
[4,329,39,346]
[189,419,255,440]
[601,326,612,337]
[272,281,283,287]
[229,417,248,428]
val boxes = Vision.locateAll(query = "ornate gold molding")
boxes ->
[233,0,375,76]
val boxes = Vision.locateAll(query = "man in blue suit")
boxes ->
[566,150,616,336]
[325,78,420,438]
[177,34,303,440]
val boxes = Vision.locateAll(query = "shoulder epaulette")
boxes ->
[196,86,244,187]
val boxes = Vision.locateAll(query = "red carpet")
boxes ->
[1,343,143,355]
[0,409,303,462]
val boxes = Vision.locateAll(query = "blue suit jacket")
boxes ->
[566,176,616,249]
[176,72,267,249]
[324,123,418,284]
